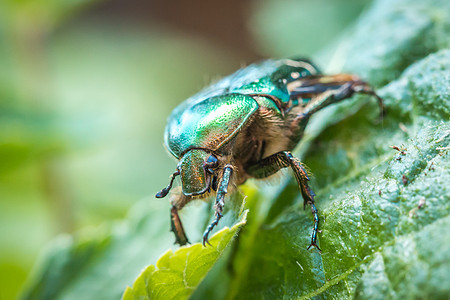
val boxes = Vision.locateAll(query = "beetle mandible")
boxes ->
[156,58,383,251]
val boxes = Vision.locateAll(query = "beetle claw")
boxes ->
[202,212,223,247]
[202,233,213,247]
[307,241,322,253]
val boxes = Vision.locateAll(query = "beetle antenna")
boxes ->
[156,170,180,198]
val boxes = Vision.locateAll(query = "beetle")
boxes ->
[156,58,383,251]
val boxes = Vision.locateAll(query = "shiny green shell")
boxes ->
[165,58,320,158]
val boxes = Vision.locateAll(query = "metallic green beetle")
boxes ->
[156,58,383,251]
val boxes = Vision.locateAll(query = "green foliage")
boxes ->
[20,197,247,300]
[195,0,450,298]
[123,210,248,300]
[15,0,450,299]
[250,0,373,57]
[21,201,174,300]
[0,2,241,298]
[330,0,450,86]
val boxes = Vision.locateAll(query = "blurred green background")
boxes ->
[0,0,371,298]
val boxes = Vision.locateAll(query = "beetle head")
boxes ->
[156,149,219,198]
[178,149,218,196]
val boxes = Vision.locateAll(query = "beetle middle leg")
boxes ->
[203,164,234,246]
[156,170,191,245]
[246,151,321,252]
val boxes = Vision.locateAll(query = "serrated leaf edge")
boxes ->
[122,210,248,299]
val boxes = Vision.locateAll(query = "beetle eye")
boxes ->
[204,154,218,171]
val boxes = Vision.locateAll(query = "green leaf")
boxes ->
[20,201,175,300]
[327,0,450,86]
[195,51,450,300]
[21,196,247,300]
[191,0,450,297]
[249,0,372,57]
[354,216,450,299]
[122,210,248,300]
[19,0,449,298]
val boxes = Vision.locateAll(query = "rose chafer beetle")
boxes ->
[156,58,383,251]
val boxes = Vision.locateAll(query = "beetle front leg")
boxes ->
[203,164,233,246]
[168,192,192,246]
[170,205,189,246]
[246,151,321,252]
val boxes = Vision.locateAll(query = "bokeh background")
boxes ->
[0,0,372,298]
